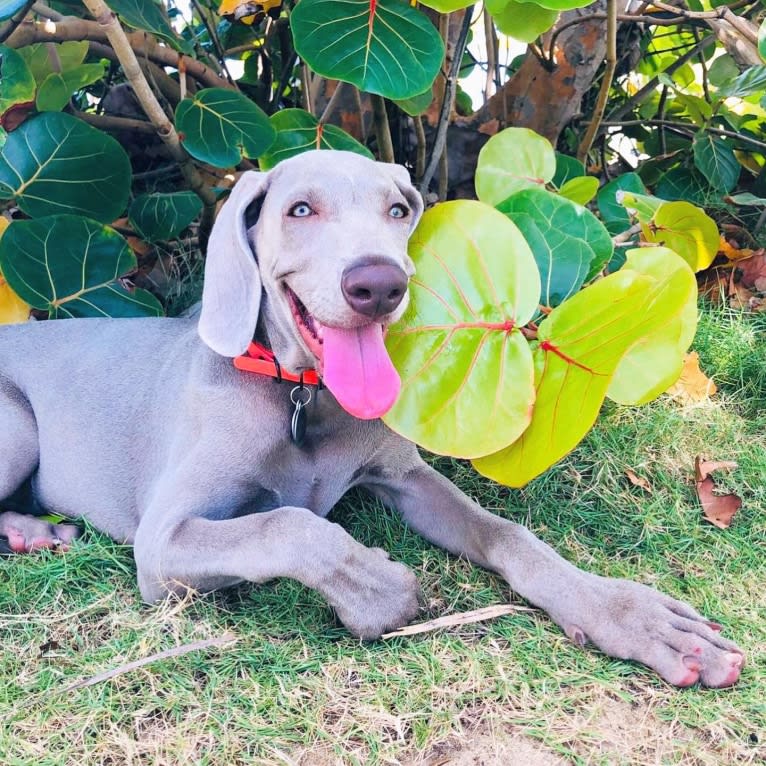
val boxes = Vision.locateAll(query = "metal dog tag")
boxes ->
[290,385,311,446]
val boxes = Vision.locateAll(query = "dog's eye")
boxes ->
[389,203,409,219]
[288,202,314,218]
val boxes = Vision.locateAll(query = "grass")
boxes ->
[1,302,765,765]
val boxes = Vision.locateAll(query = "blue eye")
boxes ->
[390,204,409,219]
[288,202,314,217]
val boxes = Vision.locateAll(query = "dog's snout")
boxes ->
[341,262,408,318]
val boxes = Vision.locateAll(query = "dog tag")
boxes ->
[290,385,311,446]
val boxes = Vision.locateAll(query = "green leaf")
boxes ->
[175,88,276,168]
[492,1,559,42]
[128,192,203,242]
[497,188,612,307]
[674,93,712,126]
[291,0,444,101]
[727,192,766,206]
[558,176,598,205]
[0,0,28,20]
[618,190,664,222]
[597,174,647,235]
[520,0,591,8]
[717,65,766,99]
[641,200,719,272]
[607,247,697,405]
[0,45,36,117]
[759,18,766,63]
[108,0,194,54]
[655,167,709,206]
[552,152,584,187]
[0,215,162,318]
[708,54,740,88]
[475,127,556,206]
[472,265,688,487]
[35,64,106,111]
[419,0,473,10]
[258,108,373,171]
[0,112,131,222]
[384,200,541,459]
[395,88,433,116]
[17,42,89,83]
[692,133,740,192]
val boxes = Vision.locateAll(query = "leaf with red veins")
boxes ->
[474,264,693,487]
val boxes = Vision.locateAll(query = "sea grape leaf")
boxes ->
[641,200,719,272]
[473,262,692,487]
[128,192,203,242]
[259,109,373,170]
[291,0,444,101]
[607,247,697,405]
[497,187,613,307]
[384,200,541,459]
[17,42,89,83]
[175,88,275,168]
[597,173,647,235]
[475,127,556,206]
[692,133,740,192]
[0,215,162,318]
[35,64,106,112]
[109,0,194,54]
[492,1,559,42]
[553,153,585,187]
[0,112,131,222]
[558,176,598,205]
[0,45,36,118]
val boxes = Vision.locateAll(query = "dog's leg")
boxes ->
[368,463,744,688]
[0,384,79,552]
[133,504,421,638]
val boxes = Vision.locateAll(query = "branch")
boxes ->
[79,0,216,245]
[599,119,766,151]
[576,0,617,163]
[7,18,234,90]
[0,0,35,44]
[419,6,474,196]
[371,93,394,163]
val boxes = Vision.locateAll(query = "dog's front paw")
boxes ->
[550,574,744,687]
[323,545,422,639]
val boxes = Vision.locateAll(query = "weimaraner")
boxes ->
[0,150,743,687]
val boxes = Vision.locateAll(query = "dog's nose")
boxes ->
[341,262,408,318]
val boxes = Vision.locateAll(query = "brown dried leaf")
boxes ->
[694,456,738,482]
[625,469,651,491]
[718,235,755,263]
[666,351,717,404]
[696,477,741,529]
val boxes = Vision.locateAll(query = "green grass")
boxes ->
[2,303,765,765]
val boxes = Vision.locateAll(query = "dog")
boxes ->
[0,150,743,687]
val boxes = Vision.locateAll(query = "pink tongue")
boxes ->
[321,324,401,419]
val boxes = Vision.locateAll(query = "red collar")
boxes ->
[233,341,321,385]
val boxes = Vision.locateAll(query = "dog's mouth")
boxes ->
[284,285,401,420]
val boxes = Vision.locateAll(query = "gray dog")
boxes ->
[0,151,743,687]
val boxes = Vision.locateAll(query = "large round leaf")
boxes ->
[290,0,444,101]
[176,88,276,168]
[36,64,106,112]
[497,187,612,307]
[641,200,719,272]
[0,112,131,222]
[259,109,373,170]
[0,215,162,318]
[608,247,697,405]
[492,1,559,42]
[109,0,194,54]
[692,133,740,193]
[0,44,36,118]
[384,201,541,459]
[473,260,694,487]
[475,127,556,206]
[419,0,473,11]
[18,42,89,83]
[128,192,203,242]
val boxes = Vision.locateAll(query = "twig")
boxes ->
[319,81,347,125]
[63,633,237,693]
[381,604,534,639]
[0,0,35,44]
[419,6,474,197]
[74,110,156,133]
[189,0,236,86]
[576,0,617,163]
[371,93,394,163]
[80,0,216,243]
[599,119,766,151]
[414,115,426,181]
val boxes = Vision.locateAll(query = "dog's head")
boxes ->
[198,150,423,419]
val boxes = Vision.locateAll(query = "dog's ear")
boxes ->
[381,163,424,234]
[198,170,271,357]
